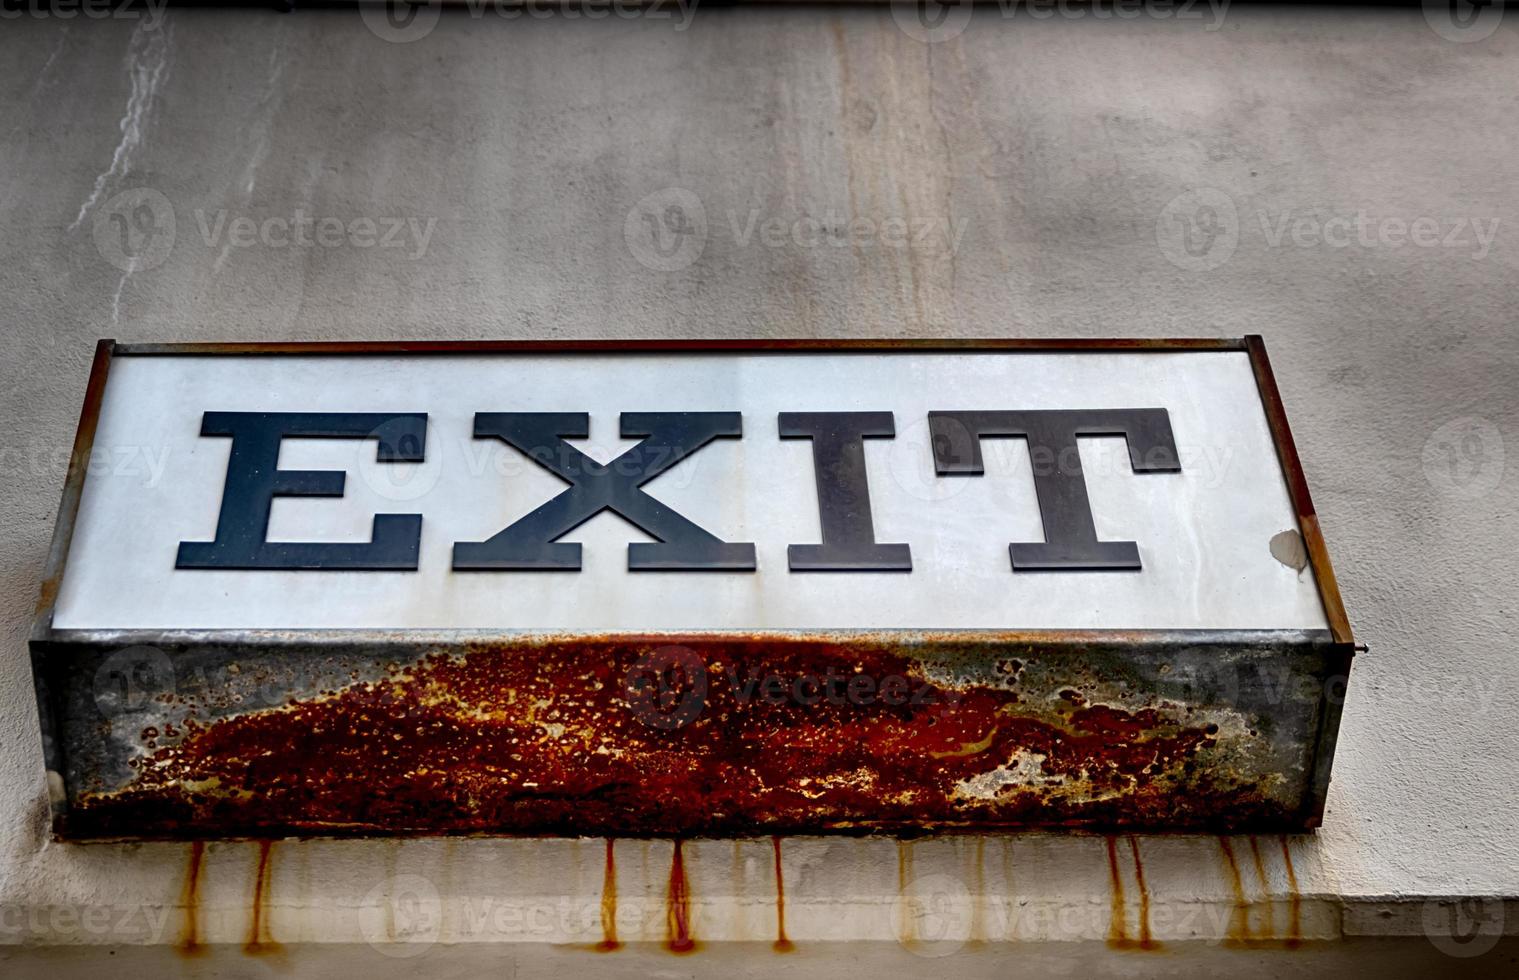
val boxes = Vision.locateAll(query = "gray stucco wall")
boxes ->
[1,1,1515,962]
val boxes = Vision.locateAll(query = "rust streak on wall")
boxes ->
[1248,835,1274,938]
[597,838,621,952]
[1218,836,1253,945]
[968,837,986,946]
[1280,836,1303,948]
[897,841,915,948]
[175,840,205,956]
[243,840,281,956]
[1127,835,1158,950]
[665,839,695,954]
[381,842,398,943]
[729,842,744,937]
[1106,836,1129,948]
[772,836,793,952]
[1000,838,1016,940]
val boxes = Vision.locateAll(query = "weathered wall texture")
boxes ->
[1,1,1516,969]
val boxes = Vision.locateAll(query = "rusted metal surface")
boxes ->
[43,629,1347,839]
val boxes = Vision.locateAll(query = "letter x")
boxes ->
[452,412,756,571]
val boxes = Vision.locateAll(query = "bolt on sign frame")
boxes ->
[29,337,1353,840]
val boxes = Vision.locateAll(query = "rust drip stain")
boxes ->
[243,840,282,956]
[1126,836,1158,950]
[665,839,696,954]
[1218,837,1252,946]
[897,841,915,948]
[1105,836,1130,948]
[772,836,794,952]
[597,838,621,952]
[1280,836,1303,948]
[728,841,749,943]
[75,636,1251,837]
[1000,838,1016,931]
[382,841,399,943]
[176,841,205,956]
[968,837,986,946]
[1248,835,1274,939]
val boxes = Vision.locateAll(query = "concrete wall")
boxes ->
[2,2,1516,972]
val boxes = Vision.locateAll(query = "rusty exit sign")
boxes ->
[30,339,1353,839]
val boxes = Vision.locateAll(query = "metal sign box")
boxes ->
[30,338,1354,840]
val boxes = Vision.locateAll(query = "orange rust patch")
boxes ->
[33,575,60,620]
[73,637,1251,837]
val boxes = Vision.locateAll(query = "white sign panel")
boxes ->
[50,345,1329,632]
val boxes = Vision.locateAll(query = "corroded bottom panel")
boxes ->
[41,632,1347,838]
